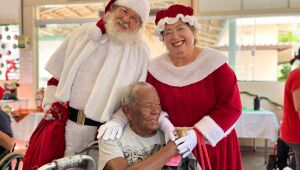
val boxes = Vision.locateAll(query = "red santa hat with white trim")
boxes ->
[154,4,200,41]
[88,0,150,42]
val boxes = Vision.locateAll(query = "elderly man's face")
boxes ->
[127,87,161,137]
[110,5,142,33]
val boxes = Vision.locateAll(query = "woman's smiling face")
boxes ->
[162,20,195,58]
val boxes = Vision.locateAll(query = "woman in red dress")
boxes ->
[147,4,242,170]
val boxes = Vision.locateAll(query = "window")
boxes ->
[38,24,79,88]
[36,3,102,88]
[197,16,300,81]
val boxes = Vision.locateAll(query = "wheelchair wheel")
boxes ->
[0,152,24,170]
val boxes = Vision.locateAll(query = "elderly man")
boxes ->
[99,82,179,170]
[23,0,153,169]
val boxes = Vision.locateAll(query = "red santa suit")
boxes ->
[23,0,150,169]
[147,47,242,170]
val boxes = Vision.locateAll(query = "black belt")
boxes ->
[68,106,103,127]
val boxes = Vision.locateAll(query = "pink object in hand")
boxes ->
[165,155,181,167]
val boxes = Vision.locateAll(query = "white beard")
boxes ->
[105,13,142,44]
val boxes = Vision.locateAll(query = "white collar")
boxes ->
[148,47,227,87]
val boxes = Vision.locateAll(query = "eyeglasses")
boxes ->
[162,24,190,38]
[115,6,141,27]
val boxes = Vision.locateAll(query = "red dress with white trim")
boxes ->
[147,48,242,170]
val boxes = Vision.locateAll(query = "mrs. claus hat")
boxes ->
[154,4,200,40]
[105,0,150,23]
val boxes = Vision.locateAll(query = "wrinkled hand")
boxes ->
[175,129,197,158]
[97,119,125,140]
[159,115,176,143]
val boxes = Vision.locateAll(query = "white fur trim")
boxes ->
[154,14,200,41]
[42,85,58,109]
[115,0,150,23]
[148,47,227,87]
[194,116,225,147]
[160,111,169,118]
[45,23,150,122]
[87,25,103,42]
[224,124,235,136]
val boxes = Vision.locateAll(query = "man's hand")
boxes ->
[175,129,197,158]
[159,115,176,143]
[97,119,125,140]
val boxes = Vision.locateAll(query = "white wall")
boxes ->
[221,50,279,81]
[238,81,285,147]
[220,24,279,46]
[238,81,285,119]
[237,50,278,81]
[0,0,20,22]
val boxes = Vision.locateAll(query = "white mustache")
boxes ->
[116,19,129,29]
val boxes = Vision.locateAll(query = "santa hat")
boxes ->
[88,0,150,42]
[105,0,150,23]
[154,4,200,41]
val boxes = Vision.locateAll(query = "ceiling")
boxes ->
[36,0,226,47]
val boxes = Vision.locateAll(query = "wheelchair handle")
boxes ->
[38,155,96,170]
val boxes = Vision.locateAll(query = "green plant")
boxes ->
[278,63,291,81]
[278,31,300,44]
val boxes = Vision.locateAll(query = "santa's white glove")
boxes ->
[159,114,176,143]
[97,109,128,140]
[97,118,126,140]
[175,129,197,158]
[43,104,52,112]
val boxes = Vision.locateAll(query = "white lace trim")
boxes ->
[154,14,200,41]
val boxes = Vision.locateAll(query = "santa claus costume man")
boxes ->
[23,0,169,169]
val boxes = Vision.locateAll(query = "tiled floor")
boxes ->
[241,147,268,170]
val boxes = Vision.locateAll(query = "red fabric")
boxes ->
[5,59,17,80]
[146,63,242,170]
[23,102,69,170]
[47,77,59,86]
[0,86,4,99]
[96,17,107,35]
[280,68,300,143]
[155,5,193,25]
[105,0,116,13]
[192,128,211,170]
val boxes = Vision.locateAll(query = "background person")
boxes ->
[280,50,300,170]
[0,110,14,158]
[146,4,242,170]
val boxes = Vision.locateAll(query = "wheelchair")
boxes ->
[38,141,98,170]
[0,149,24,170]
[266,140,296,170]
